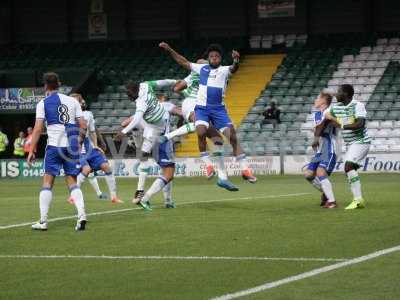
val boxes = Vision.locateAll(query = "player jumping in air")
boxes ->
[135,94,180,210]
[121,94,181,209]
[28,72,87,231]
[305,92,338,208]
[115,79,177,206]
[159,42,256,191]
[325,84,371,209]
[71,94,123,204]
[160,59,257,183]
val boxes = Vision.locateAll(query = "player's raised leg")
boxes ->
[195,107,238,190]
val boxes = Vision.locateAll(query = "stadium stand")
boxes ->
[239,34,400,156]
[0,39,244,133]
[1,33,399,157]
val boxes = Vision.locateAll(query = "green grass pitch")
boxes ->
[1,174,399,299]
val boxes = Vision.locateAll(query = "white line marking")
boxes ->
[0,193,309,230]
[210,244,400,300]
[0,254,347,262]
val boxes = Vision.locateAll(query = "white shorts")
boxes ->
[182,97,196,122]
[141,118,167,153]
[344,143,370,166]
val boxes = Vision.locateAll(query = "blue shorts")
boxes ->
[194,105,233,130]
[155,140,175,168]
[80,149,108,171]
[307,152,337,175]
[44,145,80,176]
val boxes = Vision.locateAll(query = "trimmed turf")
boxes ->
[1,174,399,299]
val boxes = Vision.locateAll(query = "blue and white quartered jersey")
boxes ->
[190,63,231,107]
[35,92,83,147]
[314,108,338,155]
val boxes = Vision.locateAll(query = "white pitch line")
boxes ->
[210,244,400,300]
[0,254,347,262]
[0,192,309,230]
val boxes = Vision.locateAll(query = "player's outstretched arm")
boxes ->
[159,42,191,70]
[173,80,188,93]
[170,106,183,117]
[27,119,44,165]
[229,50,240,74]
[119,111,144,136]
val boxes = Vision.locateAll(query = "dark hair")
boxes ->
[205,43,223,57]
[319,92,333,105]
[340,84,354,98]
[126,80,139,91]
[43,72,60,90]
[70,93,83,102]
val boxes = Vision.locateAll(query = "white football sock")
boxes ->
[200,151,213,167]
[39,188,52,223]
[306,176,323,192]
[76,173,86,188]
[142,176,168,203]
[138,159,150,191]
[214,147,228,180]
[319,176,335,202]
[88,174,102,196]
[104,172,117,198]
[70,186,86,219]
[347,170,362,201]
[165,123,195,140]
[163,182,172,204]
[236,153,249,171]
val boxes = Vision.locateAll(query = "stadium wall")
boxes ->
[2,0,400,45]
[0,1,11,45]
[1,154,399,178]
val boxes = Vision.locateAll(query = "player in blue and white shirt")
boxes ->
[70,94,123,204]
[160,42,256,191]
[27,72,88,231]
[304,92,338,208]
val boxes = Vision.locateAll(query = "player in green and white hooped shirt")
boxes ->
[158,72,198,140]
[325,84,371,210]
[116,79,176,208]
[160,59,207,144]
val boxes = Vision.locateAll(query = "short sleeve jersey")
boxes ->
[190,63,231,107]
[329,100,371,145]
[36,92,83,147]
